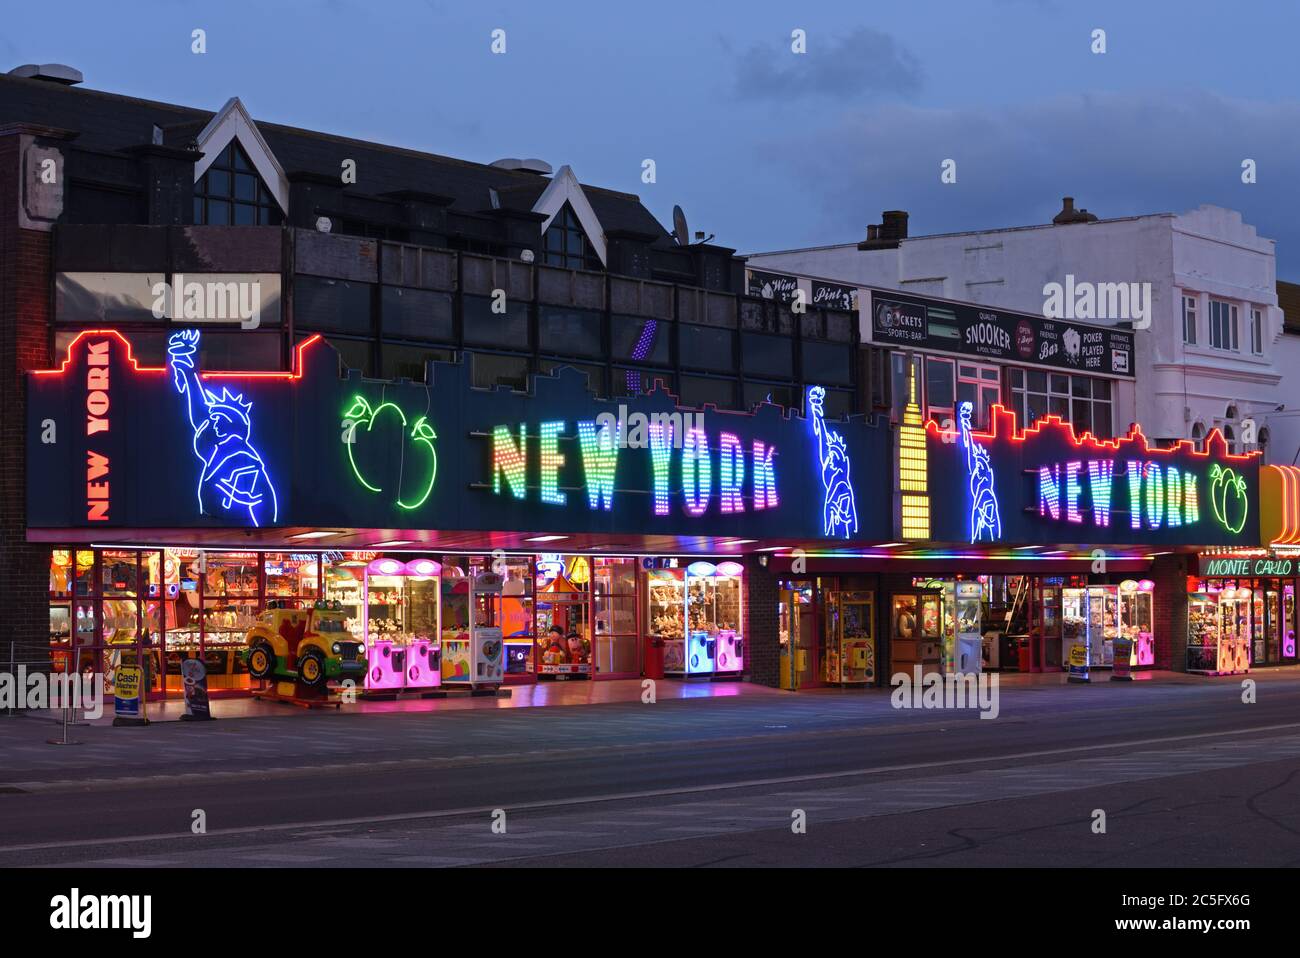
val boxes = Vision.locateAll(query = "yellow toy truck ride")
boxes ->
[240,600,365,688]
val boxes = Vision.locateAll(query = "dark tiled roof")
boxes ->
[1279,280,1300,335]
[0,73,669,238]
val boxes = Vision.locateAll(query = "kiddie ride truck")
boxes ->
[240,600,366,698]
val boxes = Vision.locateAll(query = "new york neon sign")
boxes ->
[490,418,779,518]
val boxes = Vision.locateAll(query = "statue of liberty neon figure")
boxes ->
[959,401,1000,543]
[168,330,279,527]
[808,385,858,538]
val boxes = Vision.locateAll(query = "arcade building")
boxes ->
[4,66,1298,705]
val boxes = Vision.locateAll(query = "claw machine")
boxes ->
[890,589,942,677]
[440,566,472,684]
[1187,585,1250,675]
[823,590,875,684]
[469,571,504,688]
[1118,579,1155,668]
[1061,585,1120,668]
[362,556,441,692]
[648,568,687,676]
[953,581,983,675]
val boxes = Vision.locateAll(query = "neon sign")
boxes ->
[1208,464,1249,534]
[85,338,111,521]
[342,396,438,511]
[808,386,857,538]
[168,330,279,527]
[959,401,1001,543]
[928,405,1258,546]
[490,417,780,518]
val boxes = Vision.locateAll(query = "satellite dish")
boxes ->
[672,205,690,247]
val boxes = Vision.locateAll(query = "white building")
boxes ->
[748,201,1283,457]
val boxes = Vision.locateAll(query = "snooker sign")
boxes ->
[922,406,1261,548]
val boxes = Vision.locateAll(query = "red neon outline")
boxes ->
[925,403,1258,463]
[32,329,324,381]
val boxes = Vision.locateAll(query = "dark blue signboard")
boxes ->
[27,330,892,544]
[923,404,1260,548]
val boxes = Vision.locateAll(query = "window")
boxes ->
[1209,299,1238,351]
[1223,424,1237,455]
[680,324,737,371]
[541,204,600,270]
[679,375,738,410]
[194,141,282,226]
[294,277,373,335]
[539,359,606,396]
[890,353,923,423]
[55,273,166,324]
[925,356,955,421]
[1251,308,1264,354]
[308,335,372,376]
[612,316,670,365]
[538,306,602,358]
[744,381,797,411]
[381,287,454,342]
[801,340,853,385]
[471,352,529,391]
[463,294,530,348]
[613,368,673,398]
[1182,295,1197,345]
[381,343,453,382]
[741,332,794,379]
[1009,368,1112,439]
[955,362,1001,428]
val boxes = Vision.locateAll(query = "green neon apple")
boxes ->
[1208,463,1248,535]
[343,396,437,511]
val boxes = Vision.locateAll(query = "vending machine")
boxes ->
[470,572,504,688]
[362,556,442,692]
[715,629,744,673]
[953,581,983,675]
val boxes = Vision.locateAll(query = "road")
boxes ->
[0,670,1298,867]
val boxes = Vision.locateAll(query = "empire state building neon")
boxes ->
[898,362,930,540]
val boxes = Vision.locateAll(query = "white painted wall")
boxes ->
[750,206,1281,455]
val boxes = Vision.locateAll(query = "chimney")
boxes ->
[880,210,909,241]
[1053,196,1098,225]
[858,210,908,250]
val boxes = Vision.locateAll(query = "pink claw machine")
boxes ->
[362,556,442,693]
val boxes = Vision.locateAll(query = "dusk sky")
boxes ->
[7,0,1299,272]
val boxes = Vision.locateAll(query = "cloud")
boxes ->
[749,89,1300,274]
[734,26,923,100]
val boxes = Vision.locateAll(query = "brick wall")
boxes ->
[1151,553,1190,671]
[744,554,779,687]
[0,131,56,678]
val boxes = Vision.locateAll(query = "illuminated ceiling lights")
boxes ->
[289,530,342,539]
[370,539,415,547]
[525,535,568,542]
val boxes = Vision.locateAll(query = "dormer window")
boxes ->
[542,203,600,270]
[194,141,282,226]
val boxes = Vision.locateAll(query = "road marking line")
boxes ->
[1,722,1297,855]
